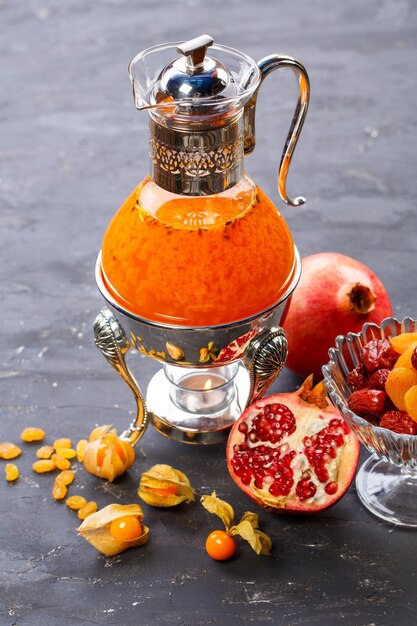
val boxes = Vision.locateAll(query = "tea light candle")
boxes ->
[176,372,229,413]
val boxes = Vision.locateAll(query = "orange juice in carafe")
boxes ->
[101,175,295,326]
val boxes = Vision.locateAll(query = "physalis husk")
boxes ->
[138,464,195,507]
[83,425,135,482]
[201,491,272,556]
[77,503,149,557]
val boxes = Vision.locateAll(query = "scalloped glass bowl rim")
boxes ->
[322,315,417,444]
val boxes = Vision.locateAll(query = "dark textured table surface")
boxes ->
[1,1,417,625]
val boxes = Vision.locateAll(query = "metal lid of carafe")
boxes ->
[153,35,238,102]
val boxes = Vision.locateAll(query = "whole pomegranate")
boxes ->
[283,253,393,379]
[226,377,360,512]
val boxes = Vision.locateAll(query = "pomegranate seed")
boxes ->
[241,471,252,486]
[325,481,338,495]
[238,422,248,433]
[254,477,264,489]
[296,479,317,501]
[329,418,342,428]
[315,469,329,483]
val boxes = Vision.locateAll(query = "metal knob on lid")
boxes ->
[176,34,213,72]
[153,34,234,102]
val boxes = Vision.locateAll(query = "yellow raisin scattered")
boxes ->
[21,427,45,442]
[56,469,75,486]
[55,447,77,459]
[52,480,67,500]
[36,445,54,459]
[66,495,87,510]
[51,453,71,471]
[53,438,72,449]
[76,439,88,462]
[0,442,22,459]
[32,459,56,473]
[78,501,98,520]
[5,463,19,482]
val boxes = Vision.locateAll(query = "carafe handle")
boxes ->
[244,54,310,207]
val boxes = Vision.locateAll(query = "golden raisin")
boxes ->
[5,463,19,482]
[52,480,67,500]
[32,459,56,473]
[56,469,75,486]
[21,427,45,442]
[55,447,77,459]
[53,438,72,449]
[78,501,98,520]
[76,439,88,462]
[36,445,54,459]
[0,442,22,460]
[51,453,71,471]
[66,495,87,510]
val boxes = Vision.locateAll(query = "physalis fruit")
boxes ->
[83,425,135,482]
[77,503,148,556]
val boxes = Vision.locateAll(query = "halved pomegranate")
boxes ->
[226,377,360,512]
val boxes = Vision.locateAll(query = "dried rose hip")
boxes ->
[347,365,368,391]
[369,368,390,390]
[347,389,387,416]
[380,411,417,435]
[361,339,397,373]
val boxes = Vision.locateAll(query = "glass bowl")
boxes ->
[322,316,417,527]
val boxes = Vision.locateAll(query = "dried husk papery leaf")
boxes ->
[138,464,195,507]
[77,503,148,557]
[200,491,235,530]
[201,494,272,556]
[229,512,272,556]
[83,424,135,482]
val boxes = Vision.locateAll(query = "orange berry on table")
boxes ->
[205,530,236,561]
[110,515,143,542]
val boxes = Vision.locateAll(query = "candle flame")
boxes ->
[203,378,213,391]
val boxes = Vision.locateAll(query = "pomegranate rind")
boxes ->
[226,392,360,513]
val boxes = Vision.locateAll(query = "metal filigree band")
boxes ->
[149,115,244,194]
[93,307,148,446]
[243,327,288,405]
